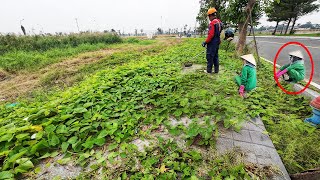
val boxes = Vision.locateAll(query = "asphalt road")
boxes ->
[245,36,320,84]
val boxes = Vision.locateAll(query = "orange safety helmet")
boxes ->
[207,8,217,15]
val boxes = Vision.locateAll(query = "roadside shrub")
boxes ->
[0,33,122,55]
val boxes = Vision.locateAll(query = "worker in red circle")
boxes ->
[202,7,223,74]
[275,50,306,83]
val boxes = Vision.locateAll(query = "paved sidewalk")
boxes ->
[217,117,291,180]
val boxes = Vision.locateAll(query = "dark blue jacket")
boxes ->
[205,19,222,55]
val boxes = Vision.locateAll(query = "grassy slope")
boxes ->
[0,43,110,72]
[0,36,153,73]
[0,38,319,179]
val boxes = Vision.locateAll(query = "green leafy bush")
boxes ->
[0,33,122,55]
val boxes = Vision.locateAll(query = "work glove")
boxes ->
[202,42,207,47]
[239,85,245,97]
[276,69,288,79]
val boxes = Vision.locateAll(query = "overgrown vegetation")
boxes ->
[0,38,319,179]
[0,33,121,55]
[0,33,122,72]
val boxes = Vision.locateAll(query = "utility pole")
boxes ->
[75,18,80,33]
[161,16,163,32]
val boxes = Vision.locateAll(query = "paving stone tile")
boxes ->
[232,129,252,143]
[257,156,274,166]
[219,128,233,139]
[243,121,266,132]
[251,117,264,126]
[268,149,291,179]
[216,137,234,154]
[217,117,291,180]
[249,130,274,148]
[234,141,272,158]
[245,152,258,164]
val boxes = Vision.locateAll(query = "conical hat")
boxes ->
[289,50,304,59]
[241,54,256,66]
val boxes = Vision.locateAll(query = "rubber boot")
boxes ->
[304,108,320,127]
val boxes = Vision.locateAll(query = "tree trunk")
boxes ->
[290,17,297,34]
[280,24,284,34]
[272,21,279,35]
[237,0,256,53]
[238,22,244,35]
[285,18,292,34]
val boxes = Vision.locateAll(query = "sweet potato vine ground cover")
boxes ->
[0,38,319,179]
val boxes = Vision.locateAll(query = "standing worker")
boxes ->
[202,8,223,74]
[275,50,305,83]
[235,54,257,97]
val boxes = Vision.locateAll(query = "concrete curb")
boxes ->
[260,57,320,99]
[217,117,291,179]
[247,36,320,40]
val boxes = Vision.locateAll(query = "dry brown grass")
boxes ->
[0,38,182,102]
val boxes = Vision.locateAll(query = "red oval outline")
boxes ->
[273,41,314,95]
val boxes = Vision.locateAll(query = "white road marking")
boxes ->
[260,57,320,90]
[257,40,320,49]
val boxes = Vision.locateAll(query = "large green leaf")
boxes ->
[44,124,56,133]
[61,142,69,152]
[0,171,14,179]
[49,134,60,146]
[67,136,78,144]
[14,158,34,173]
[56,125,68,134]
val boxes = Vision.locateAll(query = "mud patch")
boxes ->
[169,116,192,127]
[36,155,82,180]
[131,139,153,152]
[182,64,204,74]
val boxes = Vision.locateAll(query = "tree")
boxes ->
[300,21,314,29]
[20,19,26,35]
[236,0,258,53]
[224,0,262,31]
[275,0,320,34]
[196,0,227,35]
[266,0,291,35]
[184,24,188,35]
[157,28,163,35]
[21,25,26,36]
[289,0,319,34]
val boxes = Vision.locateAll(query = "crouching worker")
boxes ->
[224,28,234,41]
[275,50,305,83]
[234,54,257,97]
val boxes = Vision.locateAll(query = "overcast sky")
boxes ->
[1,0,320,34]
